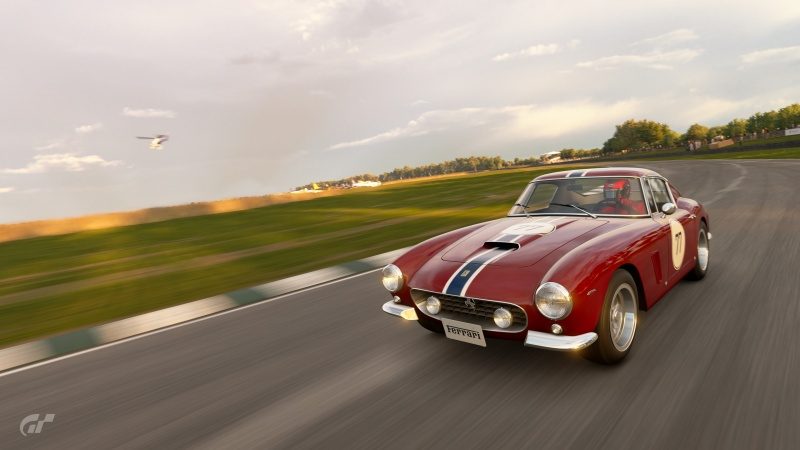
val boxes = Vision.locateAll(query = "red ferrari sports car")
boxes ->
[381,167,710,363]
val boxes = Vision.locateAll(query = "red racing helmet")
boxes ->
[603,179,631,201]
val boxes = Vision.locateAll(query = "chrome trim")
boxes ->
[697,228,709,271]
[644,176,678,217]
[535,282,573,320]
[381,264,404,293]
[639,177,655,215]
[524,330,598,351]
[382,301,418,320]
[609,283,637,352]
[507,213,650,218]
[410,289,528,333]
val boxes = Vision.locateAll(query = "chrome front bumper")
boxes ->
[383,300,597,351]
[382,300,418,320]
[524,330,598,351]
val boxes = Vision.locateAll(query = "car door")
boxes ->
[645,177,692,284]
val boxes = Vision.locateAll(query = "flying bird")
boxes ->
[136,134,169,150]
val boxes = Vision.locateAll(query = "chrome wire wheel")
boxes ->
[697,228,709,271]
[609,283,637,352]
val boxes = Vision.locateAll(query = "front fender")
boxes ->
[539,224,649,334]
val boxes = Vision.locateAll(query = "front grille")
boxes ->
[411,289,528,332]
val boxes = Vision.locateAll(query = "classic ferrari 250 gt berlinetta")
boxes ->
[381,167,710,363]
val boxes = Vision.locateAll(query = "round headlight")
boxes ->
[493,308,513,329]
[381,264,404,292]
[425,296,442,315]
[535,282,572,320]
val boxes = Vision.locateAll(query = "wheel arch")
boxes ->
[618,263,647,311]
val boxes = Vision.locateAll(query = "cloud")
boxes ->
[633,29,698,48]
[122,107,176,119]
[330,99,640,150]
[492,43,562,62]
[34,139,65,151]
[75,122,103,134]
[0,187,14,194]
[577,48,703,70]
[740,45,800,65]
[2,153,122,174]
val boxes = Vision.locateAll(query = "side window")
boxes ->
[641,181,658,213]
[647,178,671,212]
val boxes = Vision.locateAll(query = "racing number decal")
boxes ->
[669,220,685,270]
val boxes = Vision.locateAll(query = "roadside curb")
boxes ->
[0,248,406,373]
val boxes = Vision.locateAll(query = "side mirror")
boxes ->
[661,202,677,215]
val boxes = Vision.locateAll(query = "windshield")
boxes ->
[509,177,649,217]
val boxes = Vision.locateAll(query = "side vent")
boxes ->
[651,252,662,284]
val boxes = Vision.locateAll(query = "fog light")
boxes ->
[425,296,442,315]
[493,308,513,329]
[551,324,563,335]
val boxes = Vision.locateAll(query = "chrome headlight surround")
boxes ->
[381,264,404,293]
[535,282,572,320]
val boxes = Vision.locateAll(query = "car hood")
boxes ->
[440,216,608,268]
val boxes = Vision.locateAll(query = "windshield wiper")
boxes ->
[513,202,531,218]
[549,203,597,219]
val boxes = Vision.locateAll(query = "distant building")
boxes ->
[351,180,382,188]
[540,151,562,163]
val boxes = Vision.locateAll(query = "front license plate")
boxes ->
[441,318,486,347]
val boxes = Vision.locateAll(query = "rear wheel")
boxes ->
[686,222,709,280]
[583,270,638,364]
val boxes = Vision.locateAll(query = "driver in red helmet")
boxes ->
[599,179,646,214]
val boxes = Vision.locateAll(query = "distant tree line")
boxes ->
[603,102,800,154]
[297,102,800,190]
[293,153,597,191]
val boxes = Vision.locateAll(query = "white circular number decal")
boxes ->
[502,222,556,236]
[669,220,686,270]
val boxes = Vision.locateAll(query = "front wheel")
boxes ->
[686,222,710,280]
[583,270,639,364]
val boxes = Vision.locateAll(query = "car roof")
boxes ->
[533,167,664,181]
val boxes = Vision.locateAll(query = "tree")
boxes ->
[602,119,678,153]
[685,123,709,141]
[706,126,727,141]
[726,119,747,138]
[777,104,800,129]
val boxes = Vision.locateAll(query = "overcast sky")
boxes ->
[1,0,799,223]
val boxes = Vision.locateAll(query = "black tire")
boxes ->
[583,270,639,364]
[686,222,710,281]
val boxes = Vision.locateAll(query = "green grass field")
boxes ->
[1,145,797,348]
[0,165,592,347]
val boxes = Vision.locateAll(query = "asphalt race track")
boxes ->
[1,160,798,449]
